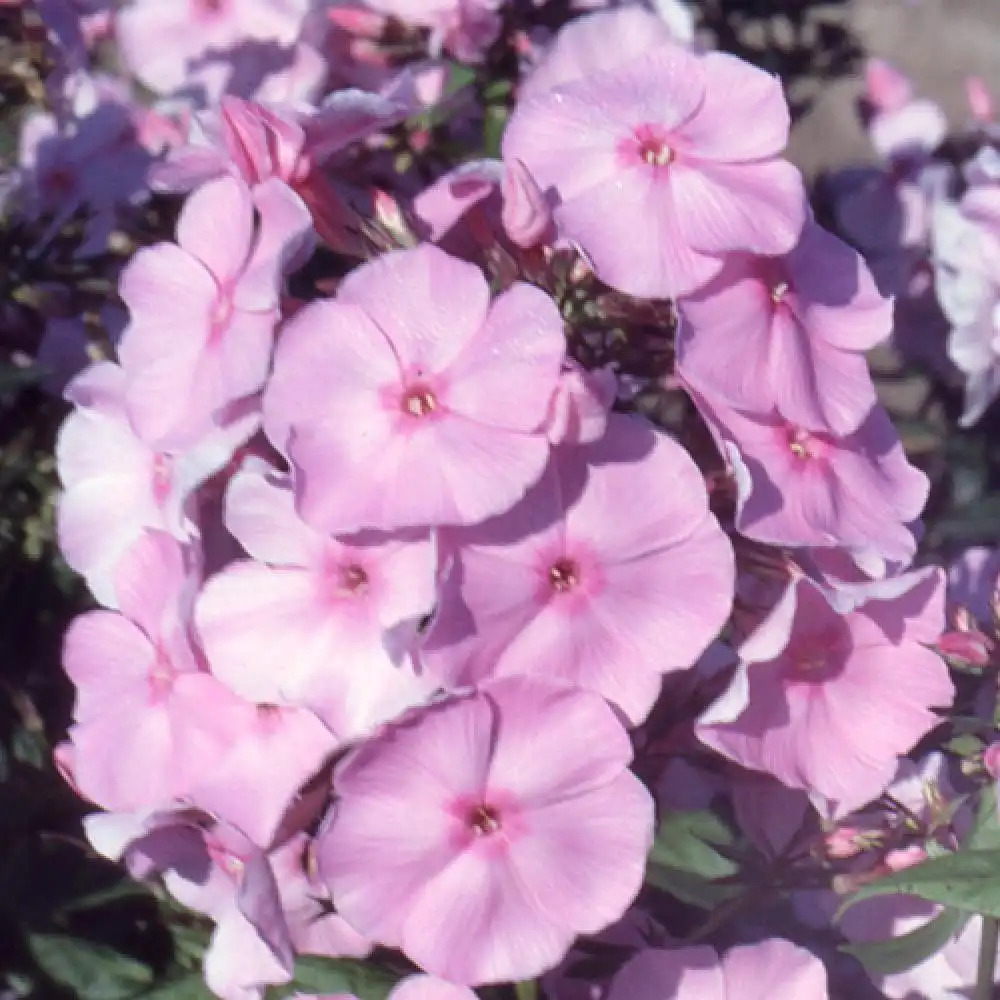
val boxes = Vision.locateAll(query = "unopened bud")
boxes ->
[501,159,553,249]
[967,76,995,123]
[884,844,927,872]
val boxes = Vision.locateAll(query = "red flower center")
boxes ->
[467,803,502,836]
[339,563,369,594]
[634,124,673,168]
[401,386,437,418]
[549,557,580,592]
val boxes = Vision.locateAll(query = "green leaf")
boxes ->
[644,810,743,909]
[28,933,154,1000]
[838,849,1000,918]
[135,974,213,999]
[966,786,1000,853]
[841,906,969,975]
[277,956,400,1000]
[482,105,508,160]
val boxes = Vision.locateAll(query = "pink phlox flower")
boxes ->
[65,531,336,840]
[840,894,994,999]
[184,698,339,850]
[152,92,408,194]
[387,977,478,1000]
[359,0,502,63]
[412,157,552,252]
[195,461,438,741]
[692,389,929,566]
[264,243,565,533]
[269,833,373,961]
[606,939,829,1000]
[697,571,954,816]
[503,29,806,298]
[678,220,890,436]
[85,808,297,1000]
[412,158,504,245]
[56,361,257,607]
[541,908,667,1000]
[542,361,616,445]
[421,413,734,725]
[117,172,312,448]
[115,0,310,100]
[317,677,655,985]
[151,93,407,255]
[62,532,249,812]
[861,60,946,163]
[518,7,683,103]
[15,101,153,255]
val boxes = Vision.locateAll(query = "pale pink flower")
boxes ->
[932,196,1000,425]
[607,939,828,1000]
[16,102,153,255]
[317,677,654,985]
[422,414,733,725]
[264,243,565,533]
[542,362,616,445]
[63,533,240,811]
[151,92,407,196]
[693,392,929,566]
[841,895,998,1000]
[388,977,477,1000]
[677,221,890,435]
[86,808,296,999]
[697,571,954,815]
[518,7,681,103]
[504,34,806,298]
[56,362,257,607]
[115,0,309,99]
[360,0,502,62]
[195,462,437,740]
[118,173,312,448]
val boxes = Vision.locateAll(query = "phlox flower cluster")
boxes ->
[7,0,981,998]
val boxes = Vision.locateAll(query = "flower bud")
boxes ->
[501,158,552,248]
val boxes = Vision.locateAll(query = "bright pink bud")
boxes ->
[327,3,387,38]
[937,629,993,666]
[967,76,995,123]
[501,158,552,249]
[823,825,880,860]
[884,844,928,872]
[983,742,1000,779]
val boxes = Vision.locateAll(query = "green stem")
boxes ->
[514,980,539,1000]
[976,915,999,1000]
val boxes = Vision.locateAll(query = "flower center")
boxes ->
[339,563,368,594]
[549,558,580,593]
[771,281,790,304]
[401,386,437,418]
[640,139,672,167]
[787,426,822,461]
[467,803,502,837]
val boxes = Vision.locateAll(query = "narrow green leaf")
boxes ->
[482,106,508,160]
[645,810,742,909]
[838,850,1000,918]
[28,933,154,1000]
[278,956,400,1000]
[841,906,969,975]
